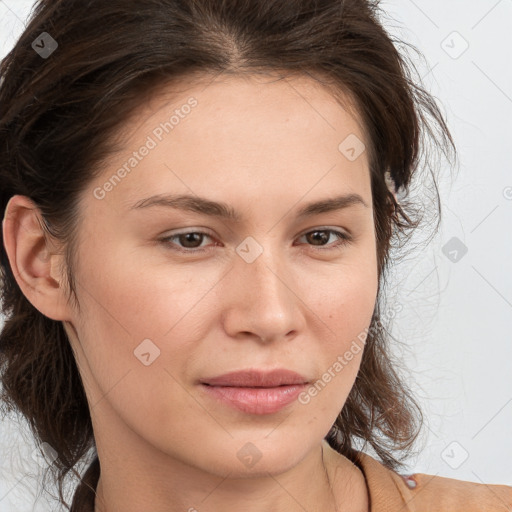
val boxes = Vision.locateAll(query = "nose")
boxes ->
[221,240,306,343]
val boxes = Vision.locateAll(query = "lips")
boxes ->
[200,368,309,387]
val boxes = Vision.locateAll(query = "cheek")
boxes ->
[297,249,378,405]
[70,258,209,451]
[70,240,239,431]
[323,267,378,346]
[304,240,379,343]
[75,239,217,343]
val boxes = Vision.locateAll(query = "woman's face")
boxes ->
[62,73,379,477]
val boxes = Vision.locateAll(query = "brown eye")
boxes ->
[176,232,207,248]
[297,229,352,250]
[160,231,215,253]
[159,228,352,255]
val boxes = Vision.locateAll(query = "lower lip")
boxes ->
[200,383,307,414]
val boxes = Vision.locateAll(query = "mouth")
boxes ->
[200,382,308,415]
[200,368,309,387]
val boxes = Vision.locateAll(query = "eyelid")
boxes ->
[295,227,353,251]
[158,226,353,254]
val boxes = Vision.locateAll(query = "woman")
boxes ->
[0,0,510,511]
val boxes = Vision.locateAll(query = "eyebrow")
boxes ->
[129,192,368,221]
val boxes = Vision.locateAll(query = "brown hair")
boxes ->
[0,0,456,509]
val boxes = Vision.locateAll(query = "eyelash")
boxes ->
[158,228,352,254]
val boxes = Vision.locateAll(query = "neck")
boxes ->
[92,439,366,512]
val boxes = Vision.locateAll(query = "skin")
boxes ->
[2,72,388,512]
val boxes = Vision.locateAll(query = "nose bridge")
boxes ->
[230,234,301,339]
[248,248,287,300]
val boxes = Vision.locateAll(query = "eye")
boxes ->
[295,228,352,251]
[159,231,215,253]
[158,228,352,254]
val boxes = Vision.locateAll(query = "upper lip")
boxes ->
[200,369,309,387]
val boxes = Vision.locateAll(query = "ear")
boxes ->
[2,194,73,322]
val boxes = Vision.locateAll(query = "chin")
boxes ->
[196,435,315,478]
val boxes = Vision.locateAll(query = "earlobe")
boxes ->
[2,194,72,322]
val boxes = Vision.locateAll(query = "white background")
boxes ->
[0,0,511,510]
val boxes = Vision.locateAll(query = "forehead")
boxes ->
[117,71,367,153]
[88,72,372,218]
